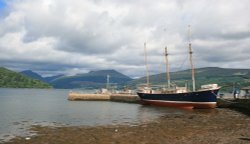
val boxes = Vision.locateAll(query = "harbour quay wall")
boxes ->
[217,98,250,112]
[68,92,140,103]
[230,99,250,110]
[68,92,110,101]
[110,94,140,103]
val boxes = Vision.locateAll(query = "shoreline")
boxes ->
[4,108,250,144]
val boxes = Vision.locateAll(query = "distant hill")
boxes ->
[0,67,51,88]
[13,67,250,90]
[44,74,64,83]
[20,70,44,81]
[128,67,250,92]
[18,69,132,89]
[20,70,64,83]
[51,70,132,89]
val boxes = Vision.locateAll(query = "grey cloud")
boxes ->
[194,39,250,68]
[220,31,250,40]
[20,4,131,55]
[0,0,250,78]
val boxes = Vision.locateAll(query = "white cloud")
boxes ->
[0,0,250,78]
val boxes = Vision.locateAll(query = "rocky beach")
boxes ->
[4,108,250,144]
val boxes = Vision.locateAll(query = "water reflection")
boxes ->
[0,88,187,142]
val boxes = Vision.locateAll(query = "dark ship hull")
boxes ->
[137,88,220,109]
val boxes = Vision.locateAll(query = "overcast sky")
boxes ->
[0,0,250,78]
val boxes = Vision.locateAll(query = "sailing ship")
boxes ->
[137,29,220,109]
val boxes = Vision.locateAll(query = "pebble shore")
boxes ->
[5,108,250,144]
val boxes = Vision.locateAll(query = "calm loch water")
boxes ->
[0,88,187,142]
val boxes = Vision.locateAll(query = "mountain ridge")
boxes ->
[20,70,45,81]
[50,69,133,89]
[0,67,51,88]
[128,67,250,91]
[18,69,133,89]
[3,67,250,90]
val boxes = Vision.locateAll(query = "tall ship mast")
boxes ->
[188,25,196,91]
[144,42,150,87]
[164,46,170,89]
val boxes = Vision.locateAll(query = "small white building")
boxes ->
[240,86,250,99]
